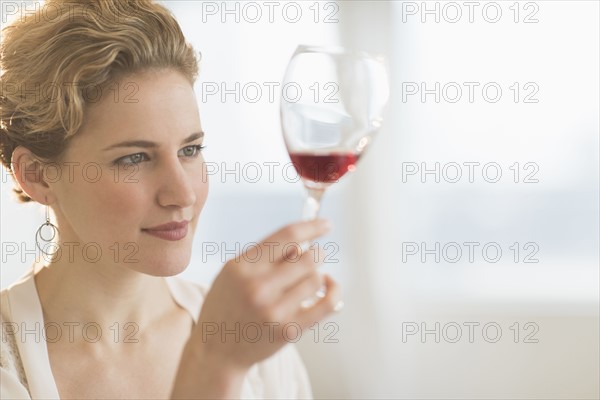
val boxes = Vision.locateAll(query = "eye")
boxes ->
[113,152,149,166]
[178,144,206,158]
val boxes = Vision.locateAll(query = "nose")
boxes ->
[156,156,197,209]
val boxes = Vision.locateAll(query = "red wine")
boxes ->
[289,152,360,183]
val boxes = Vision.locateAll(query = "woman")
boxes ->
[0,1,341,398]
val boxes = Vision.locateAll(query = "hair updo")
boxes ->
[0,0,199,202]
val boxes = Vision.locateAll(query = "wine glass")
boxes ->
[280,45,390,222]
[280,46,389,306]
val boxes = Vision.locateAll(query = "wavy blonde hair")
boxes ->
[0,0,199,202]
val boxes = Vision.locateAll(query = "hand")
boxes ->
[192,218,342,371]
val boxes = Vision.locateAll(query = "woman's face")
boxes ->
[49,69,208,276]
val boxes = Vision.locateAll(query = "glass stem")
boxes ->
[300,186,328,303]
[302,187,325,221]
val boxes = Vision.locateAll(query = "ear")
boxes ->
[11,146,57,205]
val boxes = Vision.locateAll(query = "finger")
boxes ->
[292,274,342,328]
[270,270,324,320]
[252,220,331,265]
[268,244,326,288]
[252,246,324,310]
[261,254,317,294]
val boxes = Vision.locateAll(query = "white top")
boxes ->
[0,267,312,399]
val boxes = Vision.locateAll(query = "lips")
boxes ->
[142,220,189,241]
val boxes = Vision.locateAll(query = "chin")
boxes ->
[146,264,188,277]
[131,253,191,277]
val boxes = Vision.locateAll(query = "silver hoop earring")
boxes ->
[35,206,59,257]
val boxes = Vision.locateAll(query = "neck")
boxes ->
[34,246,175,333]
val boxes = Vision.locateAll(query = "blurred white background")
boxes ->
[1,1,599,398]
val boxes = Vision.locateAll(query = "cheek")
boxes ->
[99,183,145,218]
[96,171,150,226]
[58,170,148,239]
[193,163,209,209]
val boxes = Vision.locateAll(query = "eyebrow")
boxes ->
[103,131,204,151]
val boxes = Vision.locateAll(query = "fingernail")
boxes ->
[318,218,332,230]
[334,300,344,312]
